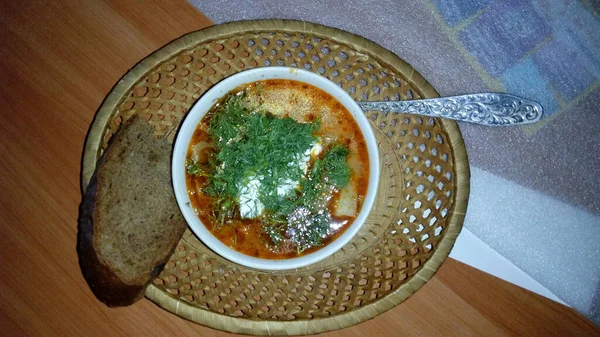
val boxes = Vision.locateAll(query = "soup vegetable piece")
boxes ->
[186,80,369,259]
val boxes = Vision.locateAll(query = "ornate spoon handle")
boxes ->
[358,93,543,126]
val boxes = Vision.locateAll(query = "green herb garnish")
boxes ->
[196,93,351,252]
[264,143,350,252]
[186,159,203,176]
[320,144,350,188]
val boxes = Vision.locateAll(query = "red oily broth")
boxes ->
[186,79,370,259]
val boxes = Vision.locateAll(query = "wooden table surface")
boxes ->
[0,1,597,336]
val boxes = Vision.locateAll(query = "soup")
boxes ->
[186,79,369,259]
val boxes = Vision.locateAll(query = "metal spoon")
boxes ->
[358,93,543,126]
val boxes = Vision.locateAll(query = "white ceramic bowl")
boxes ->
[172,67,379,270]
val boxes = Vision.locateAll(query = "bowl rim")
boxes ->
[172,66,380,270]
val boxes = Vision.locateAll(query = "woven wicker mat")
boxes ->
[81,20,469,335]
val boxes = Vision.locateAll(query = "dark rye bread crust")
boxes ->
[78,173,146,306]
[78,117,186,307]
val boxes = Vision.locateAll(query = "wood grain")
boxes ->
[0,0,597,336]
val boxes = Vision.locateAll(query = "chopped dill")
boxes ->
[320,144,350,188]
[195,92,351,253]
[263,143,350,252]
[186,159,203,176]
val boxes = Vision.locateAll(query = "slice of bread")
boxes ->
[78,117,187,307]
